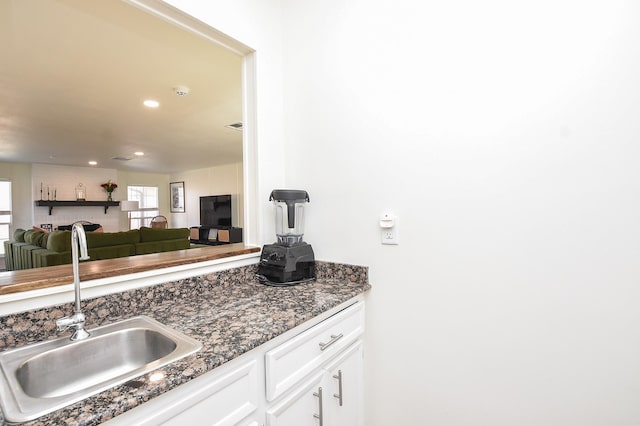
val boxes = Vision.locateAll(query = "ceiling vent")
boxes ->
[112,156,132,161]
[225,122,243,131]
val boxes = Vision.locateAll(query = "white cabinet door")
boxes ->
[323,342,363,426]
[266,371,324,426]
[266,341,363,426]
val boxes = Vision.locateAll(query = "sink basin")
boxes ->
[0,316,202,423]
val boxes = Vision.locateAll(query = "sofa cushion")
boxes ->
[86,230,140,248]
[139,227,189,243]
[135,239,190,255]
[11,242,32,270]
[13,228,26,242]
[22,230,36,244]
[23,231,36,244]
[39,233,49,248]
[21,246,47,269]
[25,230,46,246]
[32,249,71,268]
[3,241,14,271]
[89,244,136,260]
[47,230,72,253]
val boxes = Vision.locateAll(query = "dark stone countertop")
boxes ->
[0,261,370,425]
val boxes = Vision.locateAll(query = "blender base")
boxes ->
[258,243,315,286]
[258,276,315,287]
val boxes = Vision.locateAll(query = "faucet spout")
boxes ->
[56,222,91,341]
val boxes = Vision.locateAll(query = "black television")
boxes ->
[200,195,232,227]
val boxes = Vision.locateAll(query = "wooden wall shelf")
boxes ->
[35,200,120,215]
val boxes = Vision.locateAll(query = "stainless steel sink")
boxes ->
[0,316,202,423]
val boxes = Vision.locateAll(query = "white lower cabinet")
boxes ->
[103,299,365,426]
[265,301,365,426]
[265,341,363,426]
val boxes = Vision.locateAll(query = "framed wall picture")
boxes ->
[170,181,185,213]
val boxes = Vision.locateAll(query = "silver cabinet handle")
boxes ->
[333,369,343,406]
[313,386,324,426]
[319,333,343,351]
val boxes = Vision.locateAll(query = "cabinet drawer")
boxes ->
[105,358,259,426]
[159,359,258,426]
[265,301,365,401]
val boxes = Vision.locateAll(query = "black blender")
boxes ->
[258,190,315,286]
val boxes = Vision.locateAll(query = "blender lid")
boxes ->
[269,190,310,202]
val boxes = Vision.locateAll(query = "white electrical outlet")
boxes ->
[381,229,396,244]
[380,213,399,245]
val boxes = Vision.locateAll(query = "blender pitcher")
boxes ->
[270,190,309,246]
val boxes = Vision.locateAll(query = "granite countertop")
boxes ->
[0,262,370,425]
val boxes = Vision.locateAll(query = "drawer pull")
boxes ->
[333,369,343,406]
[313,386,324,426]
[319,333,343,351]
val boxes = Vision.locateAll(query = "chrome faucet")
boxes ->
[56,222,91,341]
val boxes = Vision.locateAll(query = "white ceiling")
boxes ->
[0,0,243,174]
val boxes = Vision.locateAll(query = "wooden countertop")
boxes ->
[0,244,261,295]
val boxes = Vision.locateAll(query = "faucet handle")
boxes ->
[56,312,86,332]
[56,312,90,340]
[56,317,71,332]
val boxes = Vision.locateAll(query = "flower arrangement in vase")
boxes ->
[101,180,118,201]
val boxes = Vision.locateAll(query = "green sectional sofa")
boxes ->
[4,227,191,271]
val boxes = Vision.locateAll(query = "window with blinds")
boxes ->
[126,185,159,229]
[0,181,12,256]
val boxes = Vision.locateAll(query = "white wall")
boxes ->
[160,1,640,425]
[279,1,640,425]
[171,162,244,229]
[32,164,120,231]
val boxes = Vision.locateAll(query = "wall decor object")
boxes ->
[101,180,118,201]
[170,181,185,213]
[75,183,86,201]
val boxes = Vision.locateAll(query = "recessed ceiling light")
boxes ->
[88,161,97,166]
[143,100,159,108]
[134,151,144,156]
